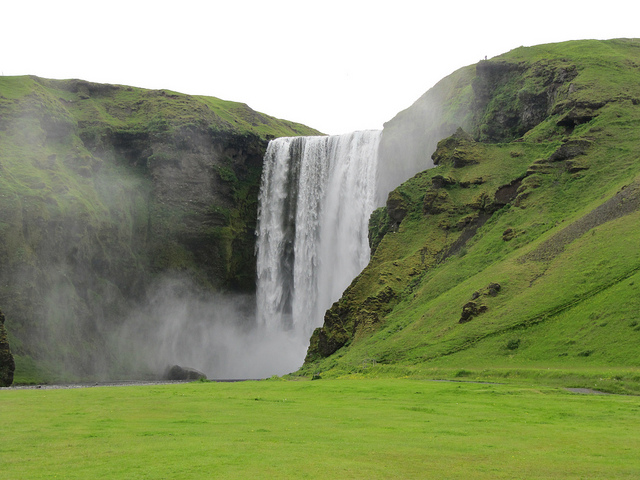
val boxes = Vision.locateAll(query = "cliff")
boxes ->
[0,76,320,382]
[303,39,640,392]
[0,309,15,386]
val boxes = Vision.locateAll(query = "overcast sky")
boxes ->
[2,1,637,135]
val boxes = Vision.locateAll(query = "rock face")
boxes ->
[472,59,578,142]
[386,191,408,229]
[431,127,478,168]
[0,309,15,387]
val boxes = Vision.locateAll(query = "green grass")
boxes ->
[9,355,50,385]
[3,75,323,139]
[1,378,639,479]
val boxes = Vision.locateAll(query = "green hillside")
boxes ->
[302,39,640,394]
[0,76,320,383]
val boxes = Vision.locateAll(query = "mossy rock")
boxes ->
[431,128,477,167]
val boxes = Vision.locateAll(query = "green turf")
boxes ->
[1,378,639,479]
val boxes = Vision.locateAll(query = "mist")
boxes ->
[376,76,463,206]
[107,276,308,379]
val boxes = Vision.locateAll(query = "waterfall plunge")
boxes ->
[110,132,381,380]
[256,131,381,360]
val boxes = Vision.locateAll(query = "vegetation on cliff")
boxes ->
[0,75,320,382]
[303,39,640,393]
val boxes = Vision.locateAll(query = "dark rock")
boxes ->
[310,326,348,359]
[548,139,592,162]
[386,191,408,228]
[431,174,456,189]
[567,160,590,173]
[368,207,392,256]
[459,177,484,188]
[452,151,479,169]
[435,211,492,262]
[473,61,525,112]
[164,364,207,381]
[494,178,523,206]
[556,101,605,127]
[305,286,399,362]
[486,282,501,296]
[469,192,492,211]
[459,301,488,324]
[525,161,554,176]
[459,282,501,323]
[470,282,502,299]
[431,127,477,167]
[456,213,478,230]
[502,227,516,241]
[0,309,16,387]
[423,190,450,215]
[473,60,578,142]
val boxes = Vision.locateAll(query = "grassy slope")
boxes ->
[2,379,639,479]
[13,76,320,138]
[302,39,640,393]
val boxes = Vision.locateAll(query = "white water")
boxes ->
[109,131,381,380]
[255,131,381,362]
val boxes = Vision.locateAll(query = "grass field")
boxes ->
[2,378,639,479]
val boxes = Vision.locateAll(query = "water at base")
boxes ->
[255,130,381,368]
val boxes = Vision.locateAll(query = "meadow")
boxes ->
[1,377,639,479]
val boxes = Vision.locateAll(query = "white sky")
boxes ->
[2,0,637,135]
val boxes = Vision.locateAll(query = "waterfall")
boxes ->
[256,131,381,348]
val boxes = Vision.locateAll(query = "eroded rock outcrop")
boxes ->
[473,59,578,142]
[386,190,408,229]
[458,283,501,324]
[431,127,478,167]
[459,301,488,324]
[306,286,399,362]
